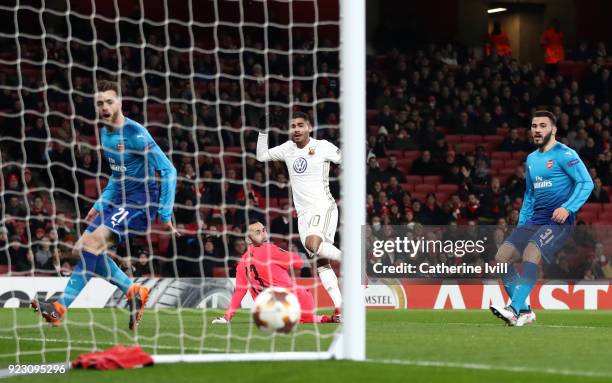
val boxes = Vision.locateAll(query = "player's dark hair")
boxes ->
[291,111,311,124]
[532,110,556,126]
[97,79,119,95]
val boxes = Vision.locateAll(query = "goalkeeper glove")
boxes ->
[212,316,229,324]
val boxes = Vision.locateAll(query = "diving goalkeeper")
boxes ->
[212,221,337,324]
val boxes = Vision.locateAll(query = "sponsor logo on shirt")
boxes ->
[546,160,553,169]
[567,158,580,167]
[533,175,553,189]
[293,157,308,173]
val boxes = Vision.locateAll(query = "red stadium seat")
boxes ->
[581,203,602,213]
[445,135,462,145]
[404,151,422,161]
[212,267,228,277]
[496,127,510,136]
[414,184,436,193]
[405,175,423,184]
[602,203,612,212]
[483,136,504,145]
[577,212,598,224]
[423,176,443,184]
[437,184,459,193]
[411,191,427,202]
[0,265,10,275]
[396,159,412,172]
[491,152,511,160]
[386,150,404,158]
[456,143,475,154]
[401,183,415,192]
[462,135,483,144]
[491,159,505,170]
[377,158,389,170]
[511,151,528,161]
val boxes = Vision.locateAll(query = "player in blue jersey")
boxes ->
[490,110,593,326]
[32,80,178,330]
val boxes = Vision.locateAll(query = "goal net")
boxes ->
[0,0,364,366]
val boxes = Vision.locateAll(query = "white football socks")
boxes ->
[317,264,342,309]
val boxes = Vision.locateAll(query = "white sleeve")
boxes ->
[324,140,341,164]
[256,132,286,162]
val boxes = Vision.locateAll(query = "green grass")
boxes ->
[1,309,612,382]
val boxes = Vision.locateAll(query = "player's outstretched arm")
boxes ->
[323,140,341,164]
[559,153,595,214]
[518,163,534,225]
[214,259,248,323]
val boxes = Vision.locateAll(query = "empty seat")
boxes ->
[405,175,423,184]
[423,175,443,184]
[437,184,459,193]
[414,184,436,193]
[462,135,483,144]
[491,152,512,160]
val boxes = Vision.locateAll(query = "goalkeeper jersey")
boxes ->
[93,117,177,222]
[224,243,304,320]
[519,142,593,225]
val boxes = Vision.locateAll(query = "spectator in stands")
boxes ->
[499,128,527,152]
[8,236,31,272]
[411,150,437,175]
[479,177,509,222]
[390,128,419,151]
[132,250,151,277]
[383,156,406,183]
[6,196,26,218]
[271,204,297,236]
[462,193,481,221]
[540,18,565,76]
[569,128,589,152]
[366,157,385,186]
[419,193,446,225]
[588,177,610,203]
[385,176,403,201]
[32,236,60,273]
[580,137,599,166]
[0,227,8,266]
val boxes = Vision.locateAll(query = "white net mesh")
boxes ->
[0,0,341,365]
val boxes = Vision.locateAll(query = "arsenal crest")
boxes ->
[117,143,125,153]
[308,147,315,156]
[546,159,553,169]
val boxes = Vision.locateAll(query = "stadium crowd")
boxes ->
[0,18,611,279]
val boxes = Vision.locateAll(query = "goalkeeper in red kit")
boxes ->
[212,221,338,324]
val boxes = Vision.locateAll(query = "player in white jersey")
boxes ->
[256,111,343,319]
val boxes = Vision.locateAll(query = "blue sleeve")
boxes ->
[93,177,119,211]
[559,152,594,213]
[518,162,534,226]
[147,144,177,222]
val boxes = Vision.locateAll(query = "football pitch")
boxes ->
[1,309,611,382]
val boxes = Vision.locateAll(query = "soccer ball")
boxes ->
[252,287,301,334]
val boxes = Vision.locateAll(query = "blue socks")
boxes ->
[94,254,133,294]
[58,250,97,307]
[58,251,133,307]
[501,263,519,299]
[510,261,538,312]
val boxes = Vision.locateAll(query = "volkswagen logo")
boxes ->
[293,157,308,173]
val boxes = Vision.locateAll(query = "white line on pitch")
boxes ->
[369,358,612,378]
[412,322,606,330]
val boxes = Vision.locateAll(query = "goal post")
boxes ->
[338,0,366,361]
